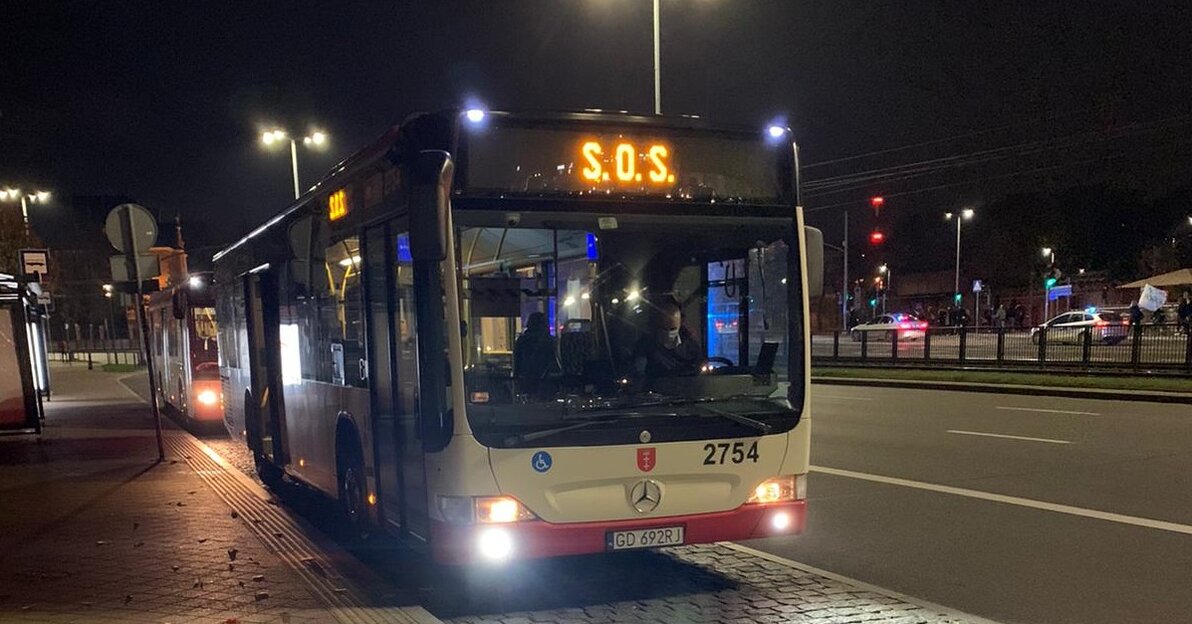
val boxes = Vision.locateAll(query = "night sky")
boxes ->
[4,1,1192,263]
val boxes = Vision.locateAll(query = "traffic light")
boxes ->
[869,297,878,308]
[1044,276,1058,289]
[953,292,962,304]
[869,229,885,245]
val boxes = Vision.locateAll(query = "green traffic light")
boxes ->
[1045,277,1058,288]
[869,298,877,307]
[953,293,962,303]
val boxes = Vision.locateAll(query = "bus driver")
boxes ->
[634,298,703,377]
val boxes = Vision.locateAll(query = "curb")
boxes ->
[812,376,1192,404]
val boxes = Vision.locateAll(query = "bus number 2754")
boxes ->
[702,441,760,465]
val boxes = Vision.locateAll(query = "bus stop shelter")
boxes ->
[0,272,47,433]
[1119,268,1192,289]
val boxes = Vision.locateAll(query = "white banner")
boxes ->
[1138,284,1168,312]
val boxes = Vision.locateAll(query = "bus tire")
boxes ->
[245,394,281,487]
[336,427,370,542]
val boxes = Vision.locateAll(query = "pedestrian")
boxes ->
[994,304,1007,329]
[1177,291,1192,334]
[1129,301,1143,326]
[1013,303,1025,328]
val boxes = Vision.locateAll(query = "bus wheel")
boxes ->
[336,437,370,542]
[255,455,283,487]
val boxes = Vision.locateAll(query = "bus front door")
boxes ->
[243,269,288,471]
[364,224,429,541]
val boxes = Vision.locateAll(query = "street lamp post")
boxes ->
[1,188,52,237]
[261,129,328,199]
[944,209,974,324]
[878,263,891,314]
[1042,247,1056,319]
[652,0,661,114]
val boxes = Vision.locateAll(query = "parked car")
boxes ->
[850,314,928,342]
[1029,310,1129,345]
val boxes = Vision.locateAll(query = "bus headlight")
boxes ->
[438,495,538,524]
[197,389,219,406]
[475,496,537,523]
[747,475,806,504]
[477,528,513,561]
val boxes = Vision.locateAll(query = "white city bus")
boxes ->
[213,110,823,564]
[147,272,223,425]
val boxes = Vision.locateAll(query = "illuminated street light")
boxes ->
[945,209,975,319]
[260,127,329,199]
[878,264,892,314]
[0,186,53,235]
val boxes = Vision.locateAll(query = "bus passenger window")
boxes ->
[315,236,368,388]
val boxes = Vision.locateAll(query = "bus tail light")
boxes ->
[747,474,806,504]
[438,495,538,524]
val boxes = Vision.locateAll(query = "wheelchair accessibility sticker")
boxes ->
[532,451,553,473]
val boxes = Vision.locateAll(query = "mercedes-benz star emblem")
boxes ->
[639,430,652,443]
[629,479,662,513]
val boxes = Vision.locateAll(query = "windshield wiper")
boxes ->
[503,411,676,446]
[693,405,774,435]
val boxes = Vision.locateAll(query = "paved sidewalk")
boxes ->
[0,366,368,623]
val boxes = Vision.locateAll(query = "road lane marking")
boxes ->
[813,395,875,401]
[996,406,1100,416]
[947,430,1071,444]
[811,465,1192,536]
[723,543,1006,624]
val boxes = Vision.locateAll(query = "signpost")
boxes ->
[972,280,983,328]
[19,249,49,280]
[104,203,165,460]
[1047,283,1073,301]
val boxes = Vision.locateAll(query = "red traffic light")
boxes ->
[869,230,885,245]
[870,196,885,209]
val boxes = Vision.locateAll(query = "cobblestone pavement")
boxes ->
[0,367,335,623]
[434,544,976,624]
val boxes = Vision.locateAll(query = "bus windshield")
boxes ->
[458,217,800,448]
[190,306,219,376]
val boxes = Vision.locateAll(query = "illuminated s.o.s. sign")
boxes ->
[579,141,676,186]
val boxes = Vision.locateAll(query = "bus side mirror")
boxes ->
[803,226,824,298]
[408,150,453,261]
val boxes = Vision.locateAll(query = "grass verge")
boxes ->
[813,367,1192,394]
[101,363,143,373]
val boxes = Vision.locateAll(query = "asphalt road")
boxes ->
[746,385,1192,624]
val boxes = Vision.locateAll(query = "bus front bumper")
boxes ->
[429,500,805,565]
